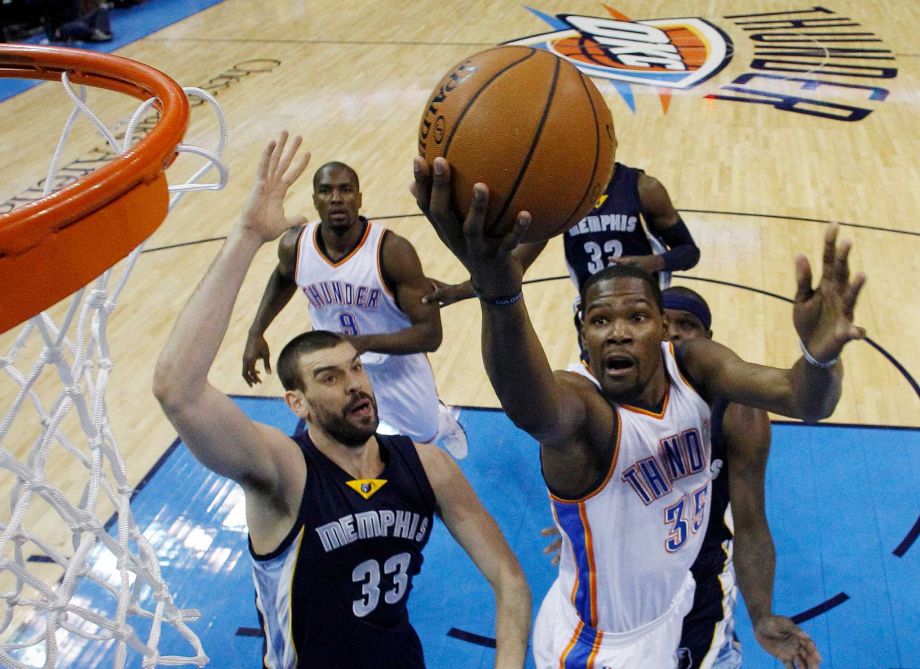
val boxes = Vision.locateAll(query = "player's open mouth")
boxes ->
[604,353,636,377]
[348,397,373,418]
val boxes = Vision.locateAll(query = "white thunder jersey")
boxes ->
[550,342,713,633]
[294,221,410,337]
[293,220,441,442]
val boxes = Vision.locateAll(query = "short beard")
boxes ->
[316,393,379,447]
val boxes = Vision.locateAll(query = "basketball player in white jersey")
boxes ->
[243,159,468,457]
[413,156,864,668]
[155,134,532,667]
[545,286,821,669]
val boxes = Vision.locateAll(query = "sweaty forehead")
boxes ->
[584,276,657,309]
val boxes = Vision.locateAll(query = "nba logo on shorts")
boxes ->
[506,9,733,90]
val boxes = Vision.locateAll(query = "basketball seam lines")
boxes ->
[442,48,537,158]
[492,53,561,227]
[557,72,602,236]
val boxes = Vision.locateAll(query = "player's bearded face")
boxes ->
[314,391,379,447]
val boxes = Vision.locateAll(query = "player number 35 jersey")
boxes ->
[550,342,714,633]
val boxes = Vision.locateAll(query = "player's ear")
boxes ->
[284,388,310,419]
[660,310,670,340]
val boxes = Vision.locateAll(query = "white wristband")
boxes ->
[800,340,839,368]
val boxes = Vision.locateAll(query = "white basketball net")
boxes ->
[0,73,228,668]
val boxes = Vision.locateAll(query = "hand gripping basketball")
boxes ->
[241,131,311,243]
[413,157,529,299]
[793,223,867,364]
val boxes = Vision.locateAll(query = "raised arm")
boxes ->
[680,224,865,422]
[416,443,531,669]
[242,227,301,386]
[154,133,311,532]
[345,231,443,355]
[724,404,821,668]
[412,157,587,445]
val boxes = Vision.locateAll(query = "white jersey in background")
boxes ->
[293,220,465,455]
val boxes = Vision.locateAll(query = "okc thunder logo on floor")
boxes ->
[506,4,732,111]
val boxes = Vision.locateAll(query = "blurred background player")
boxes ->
[155,134,531,668]
[425,161,700,308]
[545,285,821,669]
[243,159,468,457]
[38,0,112,42]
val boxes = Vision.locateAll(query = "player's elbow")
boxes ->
[152,364,180,412]
[491,557,532,607]
[152,356,198,411]
[419,322,443,352]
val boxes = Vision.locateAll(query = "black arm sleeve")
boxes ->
[656,217,700,271]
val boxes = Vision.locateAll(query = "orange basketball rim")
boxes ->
[0,45,189,334]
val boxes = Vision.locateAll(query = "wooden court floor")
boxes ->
[0,0,918,663]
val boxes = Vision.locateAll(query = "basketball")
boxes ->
[418,45,616,243]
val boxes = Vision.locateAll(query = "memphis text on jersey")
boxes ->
[566,210,636,238]
[316,509,430,553]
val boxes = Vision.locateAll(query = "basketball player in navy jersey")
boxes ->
[413,156,863,668]
[424,161,698,305]
[664,287,819,669]
[242,156,468,457]
[544,286,821,668]
[154,135,531,668]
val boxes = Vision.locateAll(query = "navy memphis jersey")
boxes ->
[250,433,437,669]
[690,397,732,582]
[679,398,736,664]
[563,162,656,290]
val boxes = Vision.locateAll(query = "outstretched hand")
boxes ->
[754,615,822,668]
[241,131,312,242]
[794,224,866,363]
[422,277,475,307]
[411,157,529,298]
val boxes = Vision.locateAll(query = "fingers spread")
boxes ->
[269,131,288,180]
[412,157,431,214]
[820,223,839,282]
[794,255,814,302]
[843,272,866,315]
[834,238,852,286]
[285,145,312,186]
[462,183,489,240]
[498,212,531,254]
[429,158,453,222]
[258,141,276,181]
